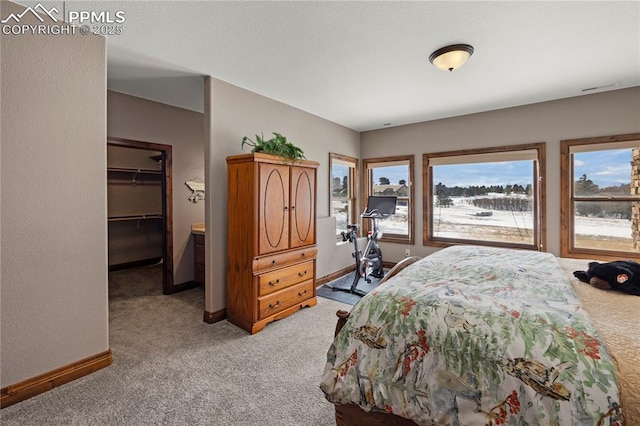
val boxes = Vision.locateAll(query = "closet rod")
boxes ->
[108,214,163,222]
[107,167,162,174]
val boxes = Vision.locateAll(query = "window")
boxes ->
[329,153,358,240]
[424,143,545,250]
[363,156,414,244]
[561,134,640,260]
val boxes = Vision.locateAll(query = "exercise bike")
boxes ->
[358,209,386,281]
[327,196,397,297]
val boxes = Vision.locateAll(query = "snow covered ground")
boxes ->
[332,201,409,235]
[332,197,636,250]
[574,216,632,239]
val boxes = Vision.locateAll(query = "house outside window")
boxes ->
[561,134,640,260]
[363,155,414,244]
[330,153,358,240]
[423,143,546,250]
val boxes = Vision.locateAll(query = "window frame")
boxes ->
[362,155,415,244]
[329,153,359,241]
[423,143,546,250]
[560,133,640,261]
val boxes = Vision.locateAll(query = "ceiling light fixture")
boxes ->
[429,44,474,72]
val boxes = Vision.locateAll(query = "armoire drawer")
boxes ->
[253,246,317,272]
[258,260,314,297]
[258,280,314,320]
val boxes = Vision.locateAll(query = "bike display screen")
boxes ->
[364,196,397,216]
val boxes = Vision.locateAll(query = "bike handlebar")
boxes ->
[361,208,392,219]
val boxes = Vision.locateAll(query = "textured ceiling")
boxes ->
[21,1,640,131]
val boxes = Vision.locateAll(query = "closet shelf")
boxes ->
[108,180,162,186]
[108,214,163,222]
[107,167,162,174]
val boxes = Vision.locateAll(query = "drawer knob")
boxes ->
[268,279,280,286]
[298,290,308,297]
[269,301,281,309]
[298,270,307,277]
[271,260,276,265]
[301,252,305,257]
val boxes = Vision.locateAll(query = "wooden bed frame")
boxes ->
[332,256,422,426]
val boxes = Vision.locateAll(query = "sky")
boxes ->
[372,165,409,185]
[433,149,633,188]
[433,160,533,188]
[333,148,636,189]
[573,149,633,188]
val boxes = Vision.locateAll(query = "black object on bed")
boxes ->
[573,260,640,295]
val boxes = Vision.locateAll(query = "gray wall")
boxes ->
[361,87,640,261]
[204,77,361,313]
[1,1,108,387]
[107,91,205,285]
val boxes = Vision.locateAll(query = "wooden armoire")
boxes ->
[226,153,318,334]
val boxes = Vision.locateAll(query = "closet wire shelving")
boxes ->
[107,166,163,223]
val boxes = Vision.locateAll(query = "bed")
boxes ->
[320,245,638,425]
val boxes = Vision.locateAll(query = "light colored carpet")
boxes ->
[1,265,350,425]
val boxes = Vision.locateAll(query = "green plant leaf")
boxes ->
[240,131,306,161]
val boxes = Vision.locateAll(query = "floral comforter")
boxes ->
[320,246,622,425]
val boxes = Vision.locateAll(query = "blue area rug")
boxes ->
[316,270,386,306]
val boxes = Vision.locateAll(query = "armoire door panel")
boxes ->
[259,163,289,255]
[290,166,315,248]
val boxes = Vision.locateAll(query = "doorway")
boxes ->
[107,138,175,294]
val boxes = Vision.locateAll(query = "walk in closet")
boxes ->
[107,144,163,269]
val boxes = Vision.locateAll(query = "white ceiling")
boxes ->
[26,1,640,131]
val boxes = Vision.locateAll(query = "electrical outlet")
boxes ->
[405,248,411,257]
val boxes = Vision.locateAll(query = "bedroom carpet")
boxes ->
[0,264,349,426]
[316,269,386,305]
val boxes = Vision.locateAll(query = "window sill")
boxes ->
[379,235,413,245]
